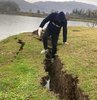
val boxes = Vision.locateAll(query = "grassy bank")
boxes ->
[0,27,97,100]
[58,27,97,100]
[0,33,58,99]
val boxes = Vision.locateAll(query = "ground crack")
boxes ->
[14,38,25,58]
[16,39,25,55]
[41,51,89,100]
[32,30,89,100]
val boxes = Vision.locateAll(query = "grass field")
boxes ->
[58,27,97,100]
[0,33,58,100]
[0,27,97,100]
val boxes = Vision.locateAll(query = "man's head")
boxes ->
[56,11,66,22]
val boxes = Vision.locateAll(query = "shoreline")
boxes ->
[0,12,97,23]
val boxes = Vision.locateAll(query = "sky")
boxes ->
[25,0,97,6]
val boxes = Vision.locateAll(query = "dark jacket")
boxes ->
[39,12,67,42]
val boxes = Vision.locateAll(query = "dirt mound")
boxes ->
[41,52,89,100]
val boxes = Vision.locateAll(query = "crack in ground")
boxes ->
[41,51,89,100]
[0,38,25,66]
[16,39,25,55]
[32,30,90,100]
[14,39,25,58]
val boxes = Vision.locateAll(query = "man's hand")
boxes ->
[38,27,43,37]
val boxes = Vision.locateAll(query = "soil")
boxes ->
[42,52,89,100]
[16,39,25,55]
[32,30,89,100]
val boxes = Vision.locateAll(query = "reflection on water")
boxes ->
[0,14,96,41]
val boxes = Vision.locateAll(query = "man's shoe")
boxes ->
[41,49,48,54]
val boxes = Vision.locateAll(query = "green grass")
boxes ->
[0,27,97,100]
[58,27,97,100]
[0,33,58,100]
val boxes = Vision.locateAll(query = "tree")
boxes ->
[0,1,20,13]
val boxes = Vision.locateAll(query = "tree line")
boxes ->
[0,1,97,22]
[0,1,20,13]
[69,9,97,20]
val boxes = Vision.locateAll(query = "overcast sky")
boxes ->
[25,0,97,6]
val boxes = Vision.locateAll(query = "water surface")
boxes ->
[0,14,96,41]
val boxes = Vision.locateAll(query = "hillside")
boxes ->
[33,1,97,13]
[0,0,38,12]
[0,0,97,13]
[0,27,97,99]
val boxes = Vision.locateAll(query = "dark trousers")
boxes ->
[43,29,59,58]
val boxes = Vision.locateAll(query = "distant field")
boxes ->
[0,27,97,100]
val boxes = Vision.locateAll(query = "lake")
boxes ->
[0,14,95,41]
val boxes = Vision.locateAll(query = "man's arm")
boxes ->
[38,13,54,37]
[63,20,67,43]
[39,13,53,28]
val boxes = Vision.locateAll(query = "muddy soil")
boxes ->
[42,52,89,100]
[32,30,89,100]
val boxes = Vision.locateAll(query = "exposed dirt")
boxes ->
[32,30,89,100]
[0,30,92,99]
[16,39,25,55]
[41,51,89,100]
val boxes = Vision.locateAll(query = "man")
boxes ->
[38,11,68,61]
